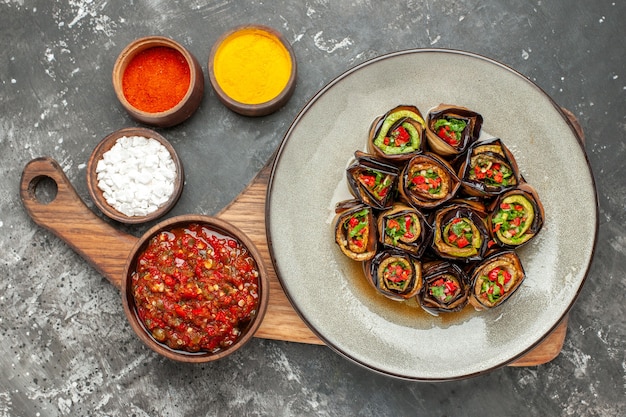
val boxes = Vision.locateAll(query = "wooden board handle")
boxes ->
[21,100,585,365]
[20,157,137,290]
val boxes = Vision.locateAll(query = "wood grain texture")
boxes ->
[22,101,586,365]
[18,157,568,365]
[216,159,323,345]
[222,107,585,364]
[509,316,568,367]
[217,159,568,365]
[20,157,135,290]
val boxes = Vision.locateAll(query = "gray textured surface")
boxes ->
[0,0,624,416]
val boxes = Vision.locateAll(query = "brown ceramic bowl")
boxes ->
[121,215,270,362]
[112,36,204,127]
[208,25,297,117]
[86,127,184,224]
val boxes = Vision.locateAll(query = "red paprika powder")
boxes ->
[122,46,191,113]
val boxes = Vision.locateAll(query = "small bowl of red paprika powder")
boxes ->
[113,36,205,128]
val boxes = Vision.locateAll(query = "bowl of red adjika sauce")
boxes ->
[121,215,269,362]
[112,36,204,127]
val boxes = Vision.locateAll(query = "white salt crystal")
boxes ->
[95,135,177,217]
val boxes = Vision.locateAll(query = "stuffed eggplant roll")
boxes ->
[419,261,470,314]
[347,151,399,210]
[398,153,461,210]
[458,138,520,197]
[363,250,422,301]
[334,200,378,261]
[377,203,431,257]
[469,251,525,311]
[368,105,426,163]
[431,201,490,262]
[489,183,545,248]
[425,104,483,158]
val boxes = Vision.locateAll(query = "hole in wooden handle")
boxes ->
[28,175,58,205]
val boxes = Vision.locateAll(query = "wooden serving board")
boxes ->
[216,160,568,366]
[17,156,565,367]
[224,107,585,367]
[20,109,583,367]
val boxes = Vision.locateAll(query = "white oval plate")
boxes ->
[266,49,597,381]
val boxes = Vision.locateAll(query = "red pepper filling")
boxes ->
[345,209,370,250]
[432,117,467,147]
[383,125,411,147]
[385,214,418,245]
[480,266,512,303]
[437,125,459,146]
[382,261,411,283]
[409,168,442,195]
[358,170,392,200]
[429,275,459,303]
[492,202,528,239]
[445,217,473,249]
[471,158,514,187]
[132,224,260,353]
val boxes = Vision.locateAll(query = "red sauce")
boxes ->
[131,223,260,353]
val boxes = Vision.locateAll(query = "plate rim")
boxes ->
[265,48,599,381]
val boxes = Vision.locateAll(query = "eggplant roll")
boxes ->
[458,138,520,197]
[419,261,470,314]
[425,104,483,158]
[346,151,399,209]
[398,152,460,210]
[363,250,422,301]
[431,202,490,262]
[488,183,545,248]
[368,105,426,163]
[334,200,378,261]
[469,251,525,310]
[377,203,431,257]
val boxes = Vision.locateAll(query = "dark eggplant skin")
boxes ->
[377,203,431,257]
[346,151,399,210]
[333,199,378,262]
[425,104,483,158]
[331,105,546,316]
[398,152,461,210]
[487,183,545,249]
[418,261,470,315]
[367,105,426,164]
[363,249,423,301]
[469,250,525,311]
[457,138,521,197]
[431,201,491,262]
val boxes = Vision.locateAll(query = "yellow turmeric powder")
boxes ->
[213,28,293,105]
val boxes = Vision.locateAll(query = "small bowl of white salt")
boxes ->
[86,127,184,224]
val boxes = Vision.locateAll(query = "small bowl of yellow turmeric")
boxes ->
[208,25,297,117]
